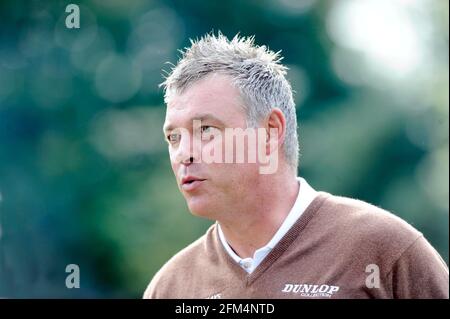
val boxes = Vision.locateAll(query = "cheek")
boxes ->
[168,147,176,162]
[170,162,177,173]
[169,152,179,176]
[209,162,258,188]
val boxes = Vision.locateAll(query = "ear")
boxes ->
[265,108,286,155]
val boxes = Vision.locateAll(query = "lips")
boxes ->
[181,175,205,185]
[181,175,206,191]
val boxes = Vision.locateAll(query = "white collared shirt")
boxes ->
[217,177,317,273]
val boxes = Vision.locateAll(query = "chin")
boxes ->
[186,198,216,220]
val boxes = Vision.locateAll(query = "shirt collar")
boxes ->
[217,177,317,263]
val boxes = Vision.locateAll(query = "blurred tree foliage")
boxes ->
[0,0,448,297]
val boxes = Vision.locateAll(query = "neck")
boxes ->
[218,170,299,259]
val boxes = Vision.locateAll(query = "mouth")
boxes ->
[181,176,206,191]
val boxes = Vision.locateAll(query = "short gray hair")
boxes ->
[160,32,299,170]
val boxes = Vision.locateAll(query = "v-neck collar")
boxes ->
[213,192,330,286]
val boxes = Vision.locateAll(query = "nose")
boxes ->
[173,132,199,165]
[181,156,194,165]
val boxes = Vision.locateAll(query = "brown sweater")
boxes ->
[144,192,449,299]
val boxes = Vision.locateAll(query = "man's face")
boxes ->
[163,74,262,219]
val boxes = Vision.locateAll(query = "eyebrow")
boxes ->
[163,113,226,133]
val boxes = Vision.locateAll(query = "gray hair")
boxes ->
[160,32,299,170]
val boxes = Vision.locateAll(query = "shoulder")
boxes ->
[143,224,216,299]
[317,193,423,265]
[321,192,422,241]
[315,193,448,298]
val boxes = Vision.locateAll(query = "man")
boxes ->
[144,33,449,299]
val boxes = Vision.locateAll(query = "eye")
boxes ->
[200,126,218,140]
[201,126,212,134]
[167,133,180,144]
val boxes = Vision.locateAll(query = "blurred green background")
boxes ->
[0,0,448,298]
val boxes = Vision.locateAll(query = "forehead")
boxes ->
[164,74,247,130]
